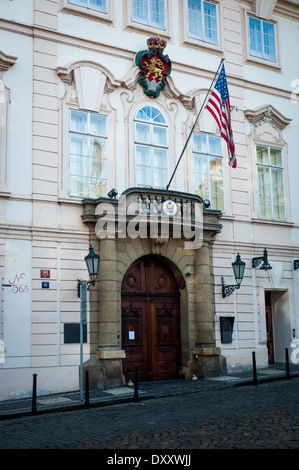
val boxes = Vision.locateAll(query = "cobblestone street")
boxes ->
[73,406,298,449]
[0,377,298,452]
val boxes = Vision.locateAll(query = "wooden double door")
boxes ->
[121,256,181,382]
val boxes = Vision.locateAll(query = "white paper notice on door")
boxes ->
[129,331,135,340]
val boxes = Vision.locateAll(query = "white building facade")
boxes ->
[0,0,299,399]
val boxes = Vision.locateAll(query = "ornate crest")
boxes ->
[136,35,171,98]
[163,199,177,217]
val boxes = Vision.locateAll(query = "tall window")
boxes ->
[134,106,168,188]
[248,17,276,62]
[0,99,2,169]
[192,133,224,211]
[256,145,285,220]
[0,79,8,191]
[132,0,166,29]
[69,109,108,198]
[187,0,218,44]
[68,0,107,12]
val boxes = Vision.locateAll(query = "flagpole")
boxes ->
[166,57,225,190]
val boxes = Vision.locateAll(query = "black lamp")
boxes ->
[222,253,246,298]
[85,245,100,285]
[252,248,272,270]
[77,245,100,297]
[294,260,299,270]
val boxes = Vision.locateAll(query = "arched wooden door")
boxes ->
[121,256,181,382]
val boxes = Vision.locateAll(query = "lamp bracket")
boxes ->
[221,276,240,298]
[252,257,263,269]
[77,279,96,298]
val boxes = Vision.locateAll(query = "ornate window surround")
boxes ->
[240,4,281,71]
[123,0,172,40]
[245,104,292,222]
[60,0,114,23]
[56,61,120,201]
[180,0,223,55]
[0,51,18,193]
[133,104,169,189]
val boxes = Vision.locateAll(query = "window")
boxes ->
[134,106,168,188]
[0,98,2,166]
[68,0,107,12]
[256,145,285,220]
[192,133,224,211]
[132,0,166,29]
[0,79,8,191]
[248,16,276,62]
[69,109,108,198]
[187,0,218,45]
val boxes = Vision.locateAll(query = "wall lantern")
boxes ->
[252,248,272,270]
[77,245,100,297]
[77,245,100,400]
[222,253,246,298]
[294,260,299,270]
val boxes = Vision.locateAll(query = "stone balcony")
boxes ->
[82,187,223,241]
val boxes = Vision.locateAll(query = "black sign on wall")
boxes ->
[220,317,235,343]
[64,323,87,344]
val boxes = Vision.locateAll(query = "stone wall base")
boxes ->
[186,348,227,379]
[82,353,126,390]
[82,347,227,389]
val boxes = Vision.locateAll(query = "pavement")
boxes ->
[1,362,299,420]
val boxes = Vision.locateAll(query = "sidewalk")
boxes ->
[1,363,299,420]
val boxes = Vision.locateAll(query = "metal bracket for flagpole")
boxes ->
[166,57,225,191]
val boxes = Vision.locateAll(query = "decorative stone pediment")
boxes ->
[245,104,291,130]
[56,61,121,111]
[245,104,291,142]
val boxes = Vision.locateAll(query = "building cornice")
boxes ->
[0,50,18,73]
[0,18,295,102]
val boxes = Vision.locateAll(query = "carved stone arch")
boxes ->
[122,64,192,111]
[181,87,220,134]
[163,75,183,101]
[121,65,141,91]
[56,60,121,112]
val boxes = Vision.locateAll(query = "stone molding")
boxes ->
[0,51,18,73]
[245,104,292,131]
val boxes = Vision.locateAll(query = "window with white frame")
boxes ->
[187,0,218,45]
[69,109,108,198]
[248,16,277,62]
[68,0,107,12]
[132,0,166,29]
[0,79,8,191]
[192,133,224,211]
[256,145,285,220]
[0,99,2,166]
[134,106,168,188]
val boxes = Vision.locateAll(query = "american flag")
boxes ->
[205,64,236,168]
